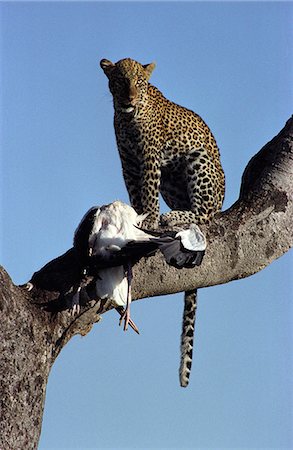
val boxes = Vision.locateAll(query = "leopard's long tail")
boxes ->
[179,289,197,387]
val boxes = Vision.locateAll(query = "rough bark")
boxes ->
[0,117,292,449]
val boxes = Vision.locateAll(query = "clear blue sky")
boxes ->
[1,2,292,449]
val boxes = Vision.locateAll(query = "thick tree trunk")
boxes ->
[0,117,292,449]
[0,268,103,450]
[0,270,50,449]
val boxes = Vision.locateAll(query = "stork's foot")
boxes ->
[119,307,130,331]
[117,308,140,334]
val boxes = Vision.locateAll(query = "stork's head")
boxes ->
[100,58,156,114]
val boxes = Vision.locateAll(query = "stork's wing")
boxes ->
[119,240,159,261]
[28,248,82,293]
[73,206,100,261]
[150,224,206,269]
[88,224,206,271]
[151,236,205,269]
[175,225,206,251]
[88,239,160,271]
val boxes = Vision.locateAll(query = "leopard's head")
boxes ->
[100,58,155,113]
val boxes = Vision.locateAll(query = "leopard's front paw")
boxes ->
[141,217,159,231]
[160,212,183,227]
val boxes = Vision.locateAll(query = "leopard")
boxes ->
[100,57,225,387]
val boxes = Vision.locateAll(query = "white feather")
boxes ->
[88,201,150,307]
[95,266,128,307]
[175,224,206,251]
[77,201,206,307]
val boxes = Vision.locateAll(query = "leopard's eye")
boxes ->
[137,78,144,87]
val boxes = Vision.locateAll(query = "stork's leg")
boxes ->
[119,262,133,332]
[124,262,133,331]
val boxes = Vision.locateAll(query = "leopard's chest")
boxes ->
[115,118,148,158]
[115,115,188,167]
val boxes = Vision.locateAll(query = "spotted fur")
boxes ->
[100,57,225,386]
[180,289,197,387]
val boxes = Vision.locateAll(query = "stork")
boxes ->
[73,201,206,333]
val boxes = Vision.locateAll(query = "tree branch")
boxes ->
[121,115,293,299]
[0,117,292,449]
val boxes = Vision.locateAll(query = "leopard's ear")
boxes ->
[100,59,115,77]
[143,62,156,79]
